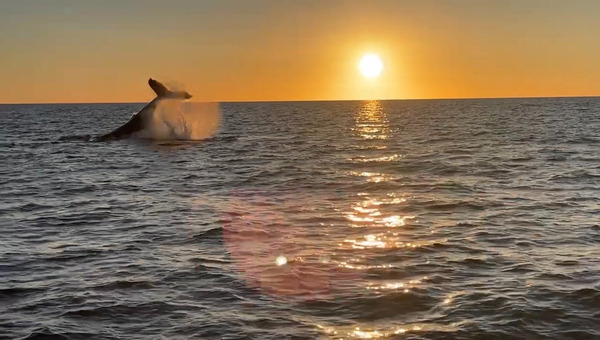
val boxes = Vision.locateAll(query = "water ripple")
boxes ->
[1,99,599,338]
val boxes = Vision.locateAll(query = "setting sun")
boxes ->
[359,54,384,78]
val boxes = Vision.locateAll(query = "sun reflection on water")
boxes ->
[350,154,401,163]
[344,195,414,228]
[310,101,449,337]
[349,171,397,183]
[316,322,459,339]
[366,276,429,291]
[222,101,448,337]
[339,232,445,250]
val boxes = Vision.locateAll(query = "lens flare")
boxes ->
[275,256,288,266]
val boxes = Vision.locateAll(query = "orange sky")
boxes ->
[1,0,600,103]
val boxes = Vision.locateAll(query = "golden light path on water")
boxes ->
[309,101,452,338]
[220,100,453,338]
[342,101,417,252]
[316,322,465,339]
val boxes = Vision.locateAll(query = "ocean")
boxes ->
[1,98,599,339]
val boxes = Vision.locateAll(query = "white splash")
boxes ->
[137,99,220,140]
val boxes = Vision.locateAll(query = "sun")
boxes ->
[359,54,384,78]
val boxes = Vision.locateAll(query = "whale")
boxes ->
[98,78,192,141]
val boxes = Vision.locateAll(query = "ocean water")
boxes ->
[1,98,599,339]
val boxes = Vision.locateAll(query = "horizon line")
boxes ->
[1,94,599,105]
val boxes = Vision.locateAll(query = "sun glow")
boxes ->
[359,54,384,78]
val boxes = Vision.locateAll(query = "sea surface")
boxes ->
[1,98,599,339]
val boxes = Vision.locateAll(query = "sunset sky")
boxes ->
[1,0,600,103]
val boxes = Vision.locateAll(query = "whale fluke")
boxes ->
[149,78,169,97]
[148,78,192,99]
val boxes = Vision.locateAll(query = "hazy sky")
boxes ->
[1,0,600,103]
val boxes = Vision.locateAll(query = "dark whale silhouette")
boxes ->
[98,79,192,141]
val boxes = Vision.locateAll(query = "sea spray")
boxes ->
[137,99,220,140]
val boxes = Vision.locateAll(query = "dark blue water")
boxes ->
[1,98,599,339]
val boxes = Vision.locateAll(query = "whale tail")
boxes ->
[148,78,192,99]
